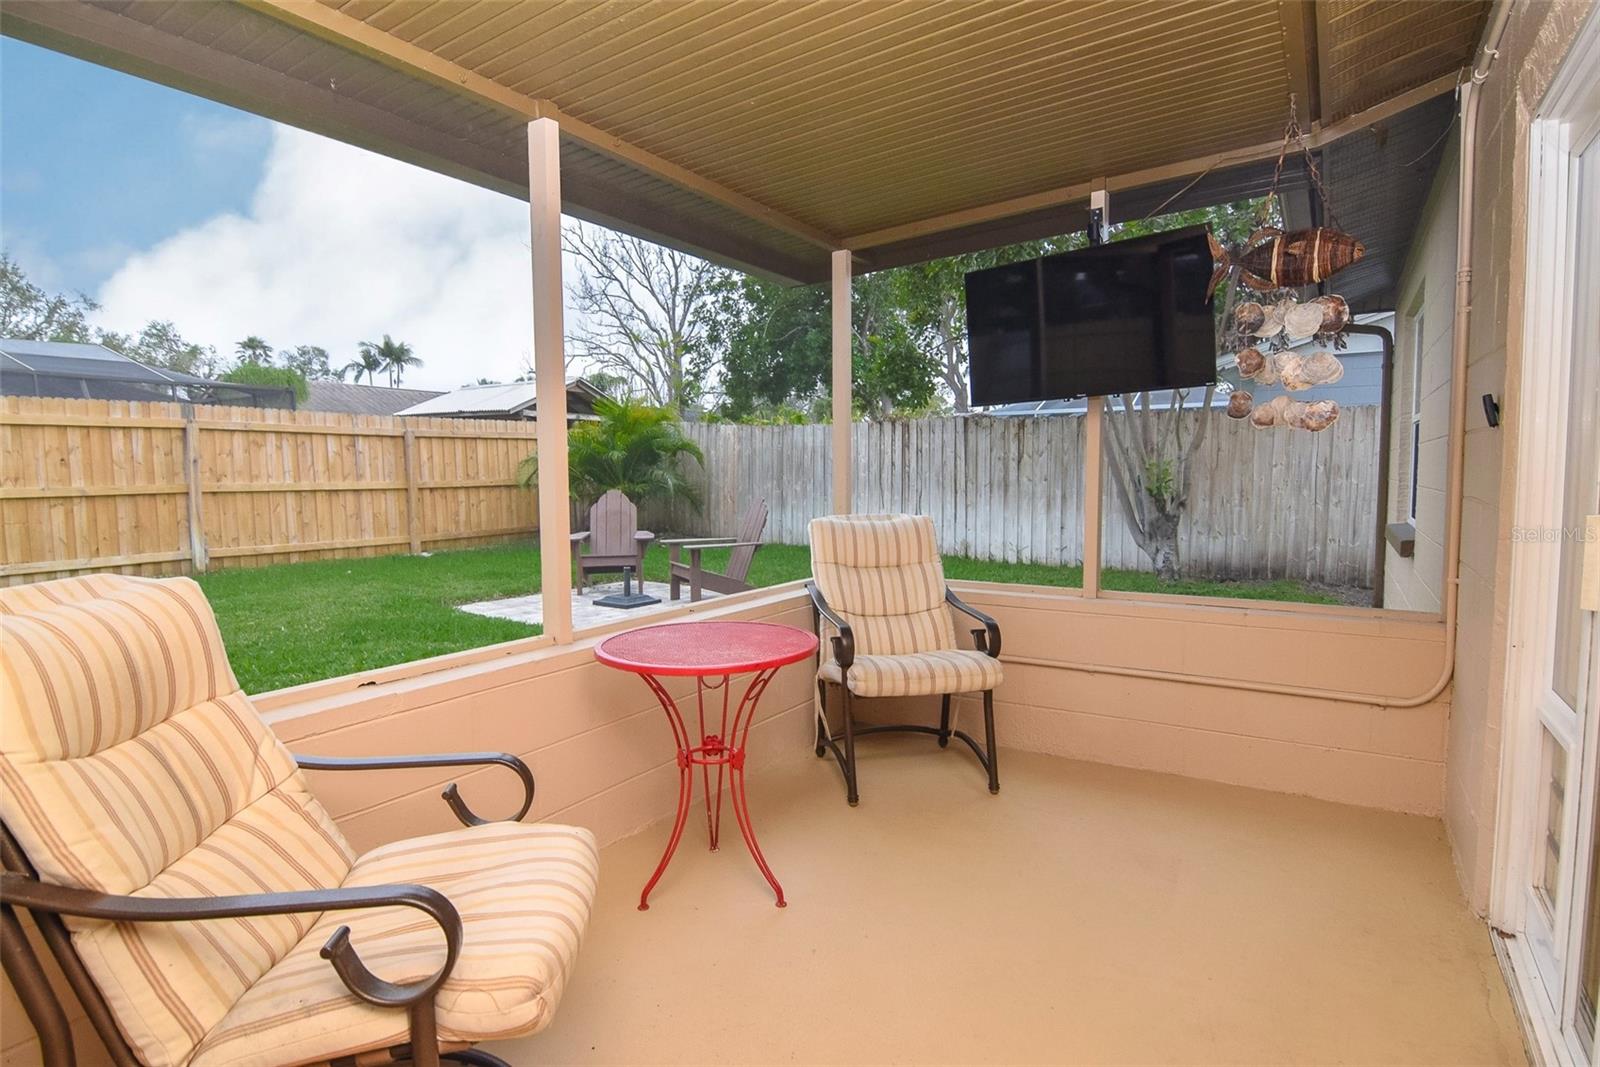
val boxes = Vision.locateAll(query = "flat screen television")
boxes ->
[965,225,1218,405]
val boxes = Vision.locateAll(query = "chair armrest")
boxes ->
[657,535,735,546]
[634,530,655,541]
[295,752,535,827]
[945,588,1001,658]
[0,872,462,1009]
[805,581,854,670]
[570,531,590,543]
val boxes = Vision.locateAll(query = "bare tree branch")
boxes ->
[562,222,717,413]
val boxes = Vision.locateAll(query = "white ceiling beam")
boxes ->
[1277,0,1323,125]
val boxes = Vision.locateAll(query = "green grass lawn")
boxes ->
[202,539,1339,694]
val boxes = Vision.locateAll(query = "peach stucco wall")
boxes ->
[857,585,1451,816]
[1437,0,1597,916]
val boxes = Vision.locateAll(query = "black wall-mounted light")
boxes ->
[1482,393,1501,428]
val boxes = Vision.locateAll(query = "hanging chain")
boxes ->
[1259,94,1344,233]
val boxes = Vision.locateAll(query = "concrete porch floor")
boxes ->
[503,742,1525,1066]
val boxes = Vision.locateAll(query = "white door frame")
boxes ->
[1492,9,1600,1065]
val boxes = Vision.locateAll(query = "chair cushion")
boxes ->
[809,515,956,656]
[190,822,600,1067]
[0,575,355,1067]
[819,649,1003,698]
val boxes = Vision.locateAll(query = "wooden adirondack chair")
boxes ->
[571,489,655,593]
[662,499,768,602]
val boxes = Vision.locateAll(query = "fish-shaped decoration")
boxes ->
[1208,226,1365,297]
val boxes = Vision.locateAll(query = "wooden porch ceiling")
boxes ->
[1,0,1487,287]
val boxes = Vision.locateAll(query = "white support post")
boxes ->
[831,248,852,514]
[1081,184,1109,598]
[528,116,573,643]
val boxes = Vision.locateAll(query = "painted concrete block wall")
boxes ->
[1440,0,1596,916]
[1385,136,1459,616]
[852,584,1451,816]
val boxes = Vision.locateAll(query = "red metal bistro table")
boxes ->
[595,620,818,910]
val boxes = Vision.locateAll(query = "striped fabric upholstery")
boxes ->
[818,649,1004,698]
[811,515,955,656]
[192,823,599,1067]
[809,514,1002,696]
[1,576,598,1067]
[0,575,357,1067]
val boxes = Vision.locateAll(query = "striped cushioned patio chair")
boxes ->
[807,514,1004,806]
[0,574,598,1067]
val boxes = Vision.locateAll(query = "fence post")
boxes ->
[181,405,209,573]
[403,428,421,554]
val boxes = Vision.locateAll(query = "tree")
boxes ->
[220,363,310,402]
[341,346,384,384]
[851,271,943,418]
[279,344,332,380]
[516,395,705,511]
[564,223,717,414]
[0,253,97,342]
[235,336,273,365]
[96,320,221,377]
[1094,198,1271,579]
[697,268,941,420]
[580,370,628,398]
[699,272,831,420]
[357,335,421,386]
[889,235,1080,412]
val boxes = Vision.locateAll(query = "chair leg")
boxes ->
[983,689,999,794]
[670,574,682,601]
[815,681,829,757]
[938,694,952,748]
[842,685,859,806]
[407,996,441,1067]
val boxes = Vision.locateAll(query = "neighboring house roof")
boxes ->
[1219,312,1392,409]
[1,337,213,386]
[302,380,443,416]
[395,378,609,419]
[0,337,294,408]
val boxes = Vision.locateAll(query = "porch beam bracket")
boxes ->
[1277,0,1323,126]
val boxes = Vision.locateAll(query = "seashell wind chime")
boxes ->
[1212,100,1365,433]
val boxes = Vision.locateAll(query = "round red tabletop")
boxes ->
[594,620,817,677]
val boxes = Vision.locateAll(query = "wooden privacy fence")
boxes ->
[0,396,539,585]
[649,408,1381,587]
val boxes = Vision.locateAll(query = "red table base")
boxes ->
[635,667,786,909]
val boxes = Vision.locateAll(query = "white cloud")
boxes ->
[93,125,548,390]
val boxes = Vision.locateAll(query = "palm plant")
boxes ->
[517,396,705,511]
[340,347,384,384]
[234,335,273,365]
[358,334,422,386]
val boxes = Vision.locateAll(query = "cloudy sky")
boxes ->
[2,37,566,391]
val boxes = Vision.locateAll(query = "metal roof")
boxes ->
[395,378,607,418]
[2,0,1487,292]
[301,380,443,415]
[0,338,212,385]
[0,337,297,408]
